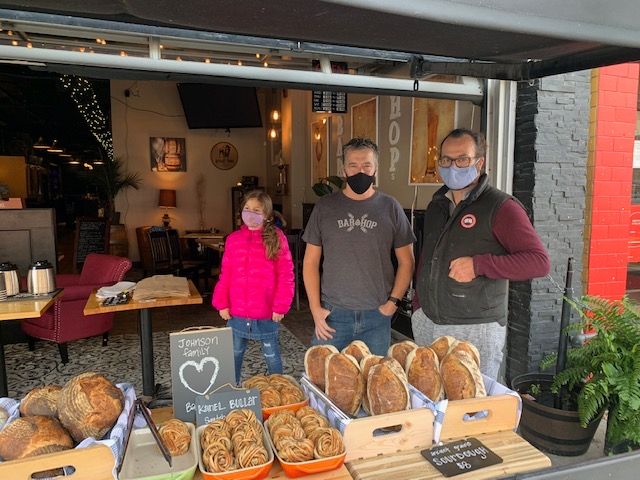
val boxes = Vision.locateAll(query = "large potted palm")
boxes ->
[94,156,142,224]
[513,295,640,455]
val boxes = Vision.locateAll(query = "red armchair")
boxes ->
[21,253,132,364]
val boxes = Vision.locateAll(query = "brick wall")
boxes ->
[585,64,639,299]
[508,71,591,381]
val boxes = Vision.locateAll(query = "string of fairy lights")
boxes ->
[59,74,114,161]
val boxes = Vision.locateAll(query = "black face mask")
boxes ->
[346,172,375,195]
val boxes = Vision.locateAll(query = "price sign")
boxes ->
[195,383,262,426]
[421,437,502,477]
[312,90,347,113]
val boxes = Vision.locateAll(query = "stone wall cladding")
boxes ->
[508,71,590,381]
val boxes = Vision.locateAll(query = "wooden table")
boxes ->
[83,280,202,397]
[0,289,63,396]
[196,238,225,253]
[151,407,353,480]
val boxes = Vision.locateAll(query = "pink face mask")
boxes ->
[242,210,264,228]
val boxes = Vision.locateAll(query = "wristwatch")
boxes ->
[387,295,401,306]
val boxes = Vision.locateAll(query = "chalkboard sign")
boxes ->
[421,437,502,477]
[195,384,261,426]
[170,327,235,422]
[74,217,109,271]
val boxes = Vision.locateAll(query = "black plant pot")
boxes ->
[604,406,640,455]
[512,373,604,456]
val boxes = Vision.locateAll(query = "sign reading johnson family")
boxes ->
[170,327,235,422]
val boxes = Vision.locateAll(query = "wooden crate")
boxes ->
[0,444,115,480]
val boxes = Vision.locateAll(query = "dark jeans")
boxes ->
[228,317,283,384]
[311,302,392,356]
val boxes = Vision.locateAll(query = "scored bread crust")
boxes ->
[448,340,481,367]
[367,358,410,415]
[341,340,371,364]
[0,416,73,461]
[19,385,62,417]
[440,351,486,400]
[304,345,339,390]
[324,353,364,416]
[359,355,383,414]
[430,336,457,361]
[387,341,418,372]
[405,347,444,402]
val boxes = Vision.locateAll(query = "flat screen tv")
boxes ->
[177,83,263,129]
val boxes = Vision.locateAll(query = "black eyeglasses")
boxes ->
[438,155,479,168]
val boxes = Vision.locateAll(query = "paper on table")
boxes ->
[132,275,189,301]
[96,281,137,299]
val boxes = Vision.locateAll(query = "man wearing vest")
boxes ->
[412,128,550,379]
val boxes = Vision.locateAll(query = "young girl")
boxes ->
[213,190,294,384]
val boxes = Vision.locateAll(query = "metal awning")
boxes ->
[1,0,640,80]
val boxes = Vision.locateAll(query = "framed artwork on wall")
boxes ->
[150,137,187,172]
[409,98,456,185]
[311,118,329,185]
[210,142,239,170]
[351,97,378,144]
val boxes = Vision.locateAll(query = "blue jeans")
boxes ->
[228,317,283,384]
[311,302,392,356]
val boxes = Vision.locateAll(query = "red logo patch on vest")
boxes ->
[460,214,477,229]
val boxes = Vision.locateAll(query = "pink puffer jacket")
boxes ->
[212,225,294,319]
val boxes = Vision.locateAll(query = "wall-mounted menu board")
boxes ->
[74,217,109,271]
[312,90,347,113]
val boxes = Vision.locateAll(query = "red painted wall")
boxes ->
[586,63,639,299]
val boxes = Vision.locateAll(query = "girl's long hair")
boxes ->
[241,190,280,260]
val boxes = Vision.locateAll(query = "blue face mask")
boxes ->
[438,165,478,190]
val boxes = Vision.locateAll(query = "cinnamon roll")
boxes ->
[158,419,191,456]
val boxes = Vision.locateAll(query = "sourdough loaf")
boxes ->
[440,351,486,400]
[341,341,371,364]
[359,355,383,414]
[448,340,481,367]
[387,341,418,372]
[19,385,62,417]
[430,336,457,361]
[304,345,339,390]
[366,357,410,415]
[324,353,363,416]
[405,346,443,401]
[57,372,124,442]
[0,416,73,461]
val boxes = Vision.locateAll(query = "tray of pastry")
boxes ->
[120,420,198,480]
[195,408,273,480]
[264,407,346,478]
[241,374,308,420]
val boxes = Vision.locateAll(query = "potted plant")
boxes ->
[312,175,344,197]
[513,295,640,456]
[93,156,142,224]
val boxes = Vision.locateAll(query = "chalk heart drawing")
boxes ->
[179,357,220,395]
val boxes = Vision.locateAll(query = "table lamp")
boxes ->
[158,189,177,227]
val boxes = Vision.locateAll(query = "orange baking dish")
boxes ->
[264,418,346,478]
[195,424,274,480]
[261,398,308,421]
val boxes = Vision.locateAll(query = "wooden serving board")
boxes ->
[346,430,551,480]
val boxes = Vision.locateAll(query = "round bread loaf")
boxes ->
[341,341,371,364]
[359,355,383,414]
[387,341,417,374]
[430,336,457,361]
[405,347,444,401]
[440,351,486,400]
[304,345,338,390]
[0,416,73,461]
[367,357,410,415]
[324,353,363,416]
[448,340,481,367]
[20,385,62,417]
[57,372,124,442]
